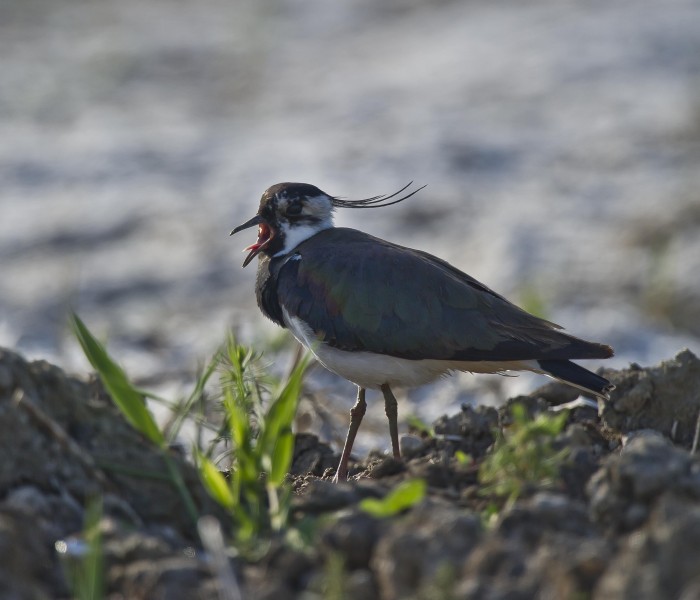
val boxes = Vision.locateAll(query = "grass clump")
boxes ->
[478,403,569,510]
[196,336,310,543]
[71,314,309,546]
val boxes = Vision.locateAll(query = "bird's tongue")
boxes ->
[245,223,271,253]
[241,222,273,267]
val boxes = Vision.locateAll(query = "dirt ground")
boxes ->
[2,346,700,599]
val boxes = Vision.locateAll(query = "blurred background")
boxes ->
[2,0,699,449]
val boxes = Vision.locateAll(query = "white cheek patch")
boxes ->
[273,218,333,256]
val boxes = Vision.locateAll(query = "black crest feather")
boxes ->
[331,182,426,209]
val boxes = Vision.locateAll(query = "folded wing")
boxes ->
[276,228,613,362]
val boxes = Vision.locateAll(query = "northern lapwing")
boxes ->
[231,182,614,482]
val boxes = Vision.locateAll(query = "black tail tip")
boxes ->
[600,380,616,399]
[537,359,615,400]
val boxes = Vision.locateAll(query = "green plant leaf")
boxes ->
[478,403,570,507]
[224,386,250,451]
[359,479,426,518]
[207,335,311,541]
[405,414,434,437]
[196,451,236,510]
[269,430,294,486]
[480,502,500,528]
[454,450,473,465]
[71,313,165,447]
[258,358,308,458]
[81,497,104,600]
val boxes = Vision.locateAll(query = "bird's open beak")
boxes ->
[230,215,274,267]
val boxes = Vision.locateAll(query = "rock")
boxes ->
[300,566,378,600]
[529,380,583,405]
[501,395,552,421]
[263,542,315,592]
[557,423,597,449]
[587,430,700,532]
[460,533,611,600]
[4,485,83,542]
[399,434,423,456]
[372,501,481,600]
[458,493,609,599]
[321,511,381,570]
[497,492,594,541]
[406,454,466,489]
[291,479,361,514]
[600,350,700,447]
[594,495,700,600]
[432,404,498,459]
[111,556,218,600]
[291,433,339,477]
[0,506,63,599]
[345,569,377,600]
[367,457,407,479]
[243,539,316,600]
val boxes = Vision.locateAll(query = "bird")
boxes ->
[230,182,614,482]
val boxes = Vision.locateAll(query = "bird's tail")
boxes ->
[536,359,614,400]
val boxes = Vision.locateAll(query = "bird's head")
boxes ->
[230,183,333,267]
[230,181,425,267]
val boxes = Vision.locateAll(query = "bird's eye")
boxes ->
[286,203,302,217]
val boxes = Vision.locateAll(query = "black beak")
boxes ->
[230,214,263,236]
[230,214,274,268]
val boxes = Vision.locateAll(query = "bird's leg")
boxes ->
[381,383,401,459]
[333,387,367,483]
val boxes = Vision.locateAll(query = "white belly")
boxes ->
[283,311,533,390]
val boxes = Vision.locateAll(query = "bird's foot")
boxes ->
[332,467,347,484]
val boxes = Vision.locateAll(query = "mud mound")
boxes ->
[0,348,225,598]
[600,349,700,447]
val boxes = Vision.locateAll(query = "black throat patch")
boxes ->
[255,254,286,327]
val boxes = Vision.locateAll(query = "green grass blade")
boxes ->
[268,430,294,486]
[162,452,200,525]
[359,479,426,518]
[196,450,236,511]
[454,450,473,466]
[166,351,221,443]
[406,414,434,437]
[71,314,165,447]
[258,355,309,459]
[478,403,570,507]
[223,386,251,451]
[79,497,104,600]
